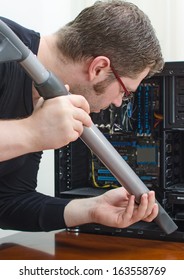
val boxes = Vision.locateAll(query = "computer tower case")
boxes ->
[55,61,184,242]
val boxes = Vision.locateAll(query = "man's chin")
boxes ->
[91,105,110,113]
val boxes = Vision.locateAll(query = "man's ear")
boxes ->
[88,56,111,82]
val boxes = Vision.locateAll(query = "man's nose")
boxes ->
[112,95,123,107]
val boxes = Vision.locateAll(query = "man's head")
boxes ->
[54,0,164,112]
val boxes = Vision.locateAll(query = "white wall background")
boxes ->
[0,0,184,238]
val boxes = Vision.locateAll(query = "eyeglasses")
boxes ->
[111,66,133,101]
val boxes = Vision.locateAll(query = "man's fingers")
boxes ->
[68,94,91,114]
[143,203,159,222]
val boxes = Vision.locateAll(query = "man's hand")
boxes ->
[89,187,158,227]
[29,94,92,151]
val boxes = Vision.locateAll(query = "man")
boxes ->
[0,0,163,231]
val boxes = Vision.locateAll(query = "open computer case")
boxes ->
[55,61,184,242]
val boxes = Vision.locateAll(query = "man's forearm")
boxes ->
[0,118,36,161]
[64,197,97,227]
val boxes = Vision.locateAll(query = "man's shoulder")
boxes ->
[0,17,40,51]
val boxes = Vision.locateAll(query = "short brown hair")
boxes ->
[56,0,164,78]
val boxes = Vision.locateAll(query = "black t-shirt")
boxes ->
[0,17,70,231]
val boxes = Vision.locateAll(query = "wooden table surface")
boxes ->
[0,230,184,260]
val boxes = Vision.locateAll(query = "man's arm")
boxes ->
[0,94,92,162]
[64,187,158,228]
